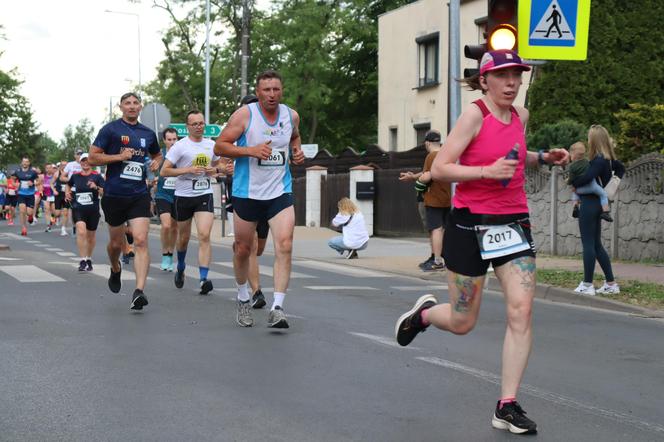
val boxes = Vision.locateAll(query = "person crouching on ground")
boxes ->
[328,197,369,259]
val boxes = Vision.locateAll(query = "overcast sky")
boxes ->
[1,0,179,141]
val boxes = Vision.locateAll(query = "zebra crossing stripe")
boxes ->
[149,264,234,280]
[213,262,314,279]
[304,286,378,291]
[293,260,396,278]
[0,265,65,282]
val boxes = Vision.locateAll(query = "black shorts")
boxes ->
[101,193,152,227]
[155,198,176,219]
[256,219,269,239]
[443,208,536,277]
[174,194,214,222]
[425,206,451,231]
[17,194,35,208]
[73,208,101,231]
[54,193,67,210]
[232,193,293,224]
[5,195,18,207]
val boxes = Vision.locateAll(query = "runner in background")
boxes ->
[66,153,105,272]
[154,127,179,271]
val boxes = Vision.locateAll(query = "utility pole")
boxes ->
[205,0,211,125]
[240,0,251,98]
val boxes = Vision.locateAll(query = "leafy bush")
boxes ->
[526,119,587,151]
[614,103,664,164]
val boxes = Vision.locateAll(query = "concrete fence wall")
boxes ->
[527,153,664,261]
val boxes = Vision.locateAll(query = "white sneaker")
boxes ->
[574,282,595,296]
[596,282,620,295]
[60,227,68,236]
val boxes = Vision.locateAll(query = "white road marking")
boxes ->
[391,285,448,291]
[150,264,234,280]
[0,257,22,261]
[2,233,26,240]
[56,251,76,257]
[418,356,664,436]
[46,248,64,252]
[352,331,664,436]
[51,261,151,281]
[304,285,378,291]
[35,244,50,248]
[0,265,65,282]
[349,332,421,351]
[214,262,314,279]
[293,260,396,278]
[26,240,40,244]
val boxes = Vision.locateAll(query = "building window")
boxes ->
[389,127,398,151]
[414,123,431,146]
[416,32,439,88]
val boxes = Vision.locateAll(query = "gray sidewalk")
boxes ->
[161,220,664,317]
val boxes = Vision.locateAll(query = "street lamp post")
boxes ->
[105,9,142,95]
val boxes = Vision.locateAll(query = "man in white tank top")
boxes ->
[215,70,305,329]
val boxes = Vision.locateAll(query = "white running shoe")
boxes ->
[596,282,620,295]
[574,282,595,296]
[60,227,68,236]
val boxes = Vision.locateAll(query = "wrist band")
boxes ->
[538,150,547,165]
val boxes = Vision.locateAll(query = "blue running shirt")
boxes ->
[13,169,39,196]
[92,119,160,197]
[155,149,176,203]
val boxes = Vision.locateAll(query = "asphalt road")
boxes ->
[1,221,663,442]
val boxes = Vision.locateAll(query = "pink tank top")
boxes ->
[453,100,529,215]
[43,174,53,196]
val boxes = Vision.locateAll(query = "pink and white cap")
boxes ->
[479,50,531,76]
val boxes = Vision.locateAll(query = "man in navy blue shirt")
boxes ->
[89,92,162,310]
[12,157,40,236]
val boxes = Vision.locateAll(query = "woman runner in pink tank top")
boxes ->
[395,50,570,435]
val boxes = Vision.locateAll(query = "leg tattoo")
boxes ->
[511,257,536,290]
[454,276,482,313]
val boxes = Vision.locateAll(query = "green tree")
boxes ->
[0,28,41,169]
[527,0,664,135]
[526,119,587,151]
[59,119,95,160]
[614,104,664,163]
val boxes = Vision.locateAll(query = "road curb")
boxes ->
[484,276,663,317]
[0,244,10,251]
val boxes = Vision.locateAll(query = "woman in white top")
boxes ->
[328,197,369,259]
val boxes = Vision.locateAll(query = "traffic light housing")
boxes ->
[487,0,518,51]
[463,43,487,77]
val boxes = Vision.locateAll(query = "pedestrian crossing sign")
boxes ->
[518,0,591,60]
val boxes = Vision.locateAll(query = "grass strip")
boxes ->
[537,269,664,310]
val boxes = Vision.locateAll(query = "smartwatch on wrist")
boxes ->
[537,150,547,166]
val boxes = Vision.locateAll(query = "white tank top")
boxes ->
[233,102,293,200]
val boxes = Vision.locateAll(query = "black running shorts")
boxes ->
[155,198,176,219]
[425,206,451,231]
[73,208,101,231]
[232,193,293,224]
[5,195,18,207]
[101,194,152,227]
[17,194,35,208]
[443,208,536,277]
[174,194,214,222]
[256,219,270,239]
